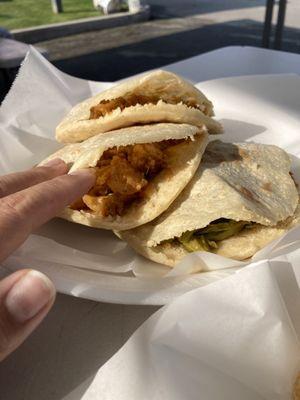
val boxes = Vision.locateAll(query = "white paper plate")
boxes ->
[1,49,300,305]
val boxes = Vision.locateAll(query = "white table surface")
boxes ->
[1,46,300,400]
[165,46,300,82]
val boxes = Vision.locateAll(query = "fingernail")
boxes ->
[70,169,95,179]
[44,158,65,167]
[5,271,56,324]
[70,168,95,176]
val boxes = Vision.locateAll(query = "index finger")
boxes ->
[0,159,68,198]
[0,170,95,262]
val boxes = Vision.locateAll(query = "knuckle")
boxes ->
[53,175,75,198]
[1,196,26,226]
[43,175,66,193]
[25,167,53,186]
[34,166,55,178]
[51,174,67,188]
[42,178,67,205]
[19,180,63,217]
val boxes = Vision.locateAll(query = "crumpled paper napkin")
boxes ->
[64,256,300,400]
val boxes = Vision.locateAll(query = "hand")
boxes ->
[0,159,95,361]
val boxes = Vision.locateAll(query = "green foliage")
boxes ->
[0,0,102,30]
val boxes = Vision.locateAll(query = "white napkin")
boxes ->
[63,256,300,400]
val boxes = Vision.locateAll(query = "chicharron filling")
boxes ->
[89,93,207,119]
[71,139,184,217]
[162,219,254,252]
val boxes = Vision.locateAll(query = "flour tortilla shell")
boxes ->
[119,202,300,266]
[56,70,222,143]
[41,123,209,230]
[118,141,299,265]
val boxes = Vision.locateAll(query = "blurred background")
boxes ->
[0,0,299,101]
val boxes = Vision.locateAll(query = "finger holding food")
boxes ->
[42,123,209,230]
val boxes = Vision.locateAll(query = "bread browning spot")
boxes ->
[240,186,261,203]
[293,373,300,400]
[290,171,299,188]
[89,93,208,119]
[262,182,272,191]
[238,148,252,161]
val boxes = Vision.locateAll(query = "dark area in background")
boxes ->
[1,1,300,102]
[147,0,267,19]
[53,19,300,82]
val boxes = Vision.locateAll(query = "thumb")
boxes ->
[0,269,56,361]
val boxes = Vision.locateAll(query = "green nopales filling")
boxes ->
[177,219,251,253]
